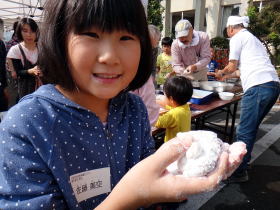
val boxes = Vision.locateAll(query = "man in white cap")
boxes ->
[217,16,280,183]
[171,19,211,81]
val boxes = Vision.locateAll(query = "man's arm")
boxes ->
[221,69,240,81]
[171,41,185,75]
[222,60,238,74]
[213,60,239,81]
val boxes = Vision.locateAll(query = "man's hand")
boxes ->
[207,70,224,81]
[184,65,197,74]
[210,69,240,81]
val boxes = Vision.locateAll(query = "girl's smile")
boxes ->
[92,73,122,84]
[61,28,141,113]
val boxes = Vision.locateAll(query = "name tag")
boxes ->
[70,167,111,202]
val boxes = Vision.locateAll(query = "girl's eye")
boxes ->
[120,35,134,41]
[82,32,99,38]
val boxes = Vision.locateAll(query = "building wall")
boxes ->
[222,0,241,5]
[161,0,271,38]
[162,0,254,39]
[170,0,195,12]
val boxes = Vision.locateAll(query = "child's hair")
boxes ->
[163,76,193,106]
[16,18,39,42]
[161,37,173,46]
[39,0,152,91]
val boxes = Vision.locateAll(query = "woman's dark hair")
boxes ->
[16,18,39,42]
[163,76,193,106]
[161,37,173,46]
[13,21,18,31]
[12,21,18,38]
[39,0,152,91]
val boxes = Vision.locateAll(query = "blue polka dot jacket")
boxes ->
[0,84,155,209]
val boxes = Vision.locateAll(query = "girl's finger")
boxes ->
[150,136,192,173]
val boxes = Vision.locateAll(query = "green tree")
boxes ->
[147,0,164,31]
[247,1,280,65]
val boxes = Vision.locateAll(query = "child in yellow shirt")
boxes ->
[156,37,173,86]
[155,76,193,142]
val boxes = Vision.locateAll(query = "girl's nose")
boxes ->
[97,42,120,65]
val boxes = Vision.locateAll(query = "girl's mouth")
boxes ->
[93,73,121,79]
[93,73,122,84]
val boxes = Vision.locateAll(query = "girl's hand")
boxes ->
[164,73,170,79]
[96,136,229,210]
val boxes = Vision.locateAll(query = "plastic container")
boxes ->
[190,89,213,104]
[218,92,234,100]
[200,81,234,93]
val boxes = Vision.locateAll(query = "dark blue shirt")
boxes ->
[0,84,155,209]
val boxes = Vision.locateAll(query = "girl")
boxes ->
[6,18,41,99]
[0,0,241,209]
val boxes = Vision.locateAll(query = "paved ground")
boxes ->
[176,103,280,210]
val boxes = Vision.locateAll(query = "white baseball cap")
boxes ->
[175,19,192,38]
[226,16,249,28]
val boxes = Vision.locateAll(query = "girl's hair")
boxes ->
[161,37,173,46]
[39,0,152,91]
[16,18,39,42]
[164,76,193,106]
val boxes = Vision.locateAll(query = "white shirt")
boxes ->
[7,43,38,65]
[229,29,279,92]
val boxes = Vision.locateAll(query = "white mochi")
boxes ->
[167,130,246,177]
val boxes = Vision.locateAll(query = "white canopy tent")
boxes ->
[0,0,45,26]
[0,0,45,40]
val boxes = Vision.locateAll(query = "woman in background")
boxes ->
[6,18,41,99]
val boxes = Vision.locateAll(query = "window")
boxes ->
[220,4,241,36]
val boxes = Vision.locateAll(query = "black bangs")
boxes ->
[68,0,145,37]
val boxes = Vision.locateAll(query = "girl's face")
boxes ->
[21,24,36,43]
[66,28,141,101]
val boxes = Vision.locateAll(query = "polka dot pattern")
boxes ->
[0,85,155,209]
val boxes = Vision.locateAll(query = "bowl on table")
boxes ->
[191,80,200,88]
[218,92,234,100]
[200,81,235,93]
